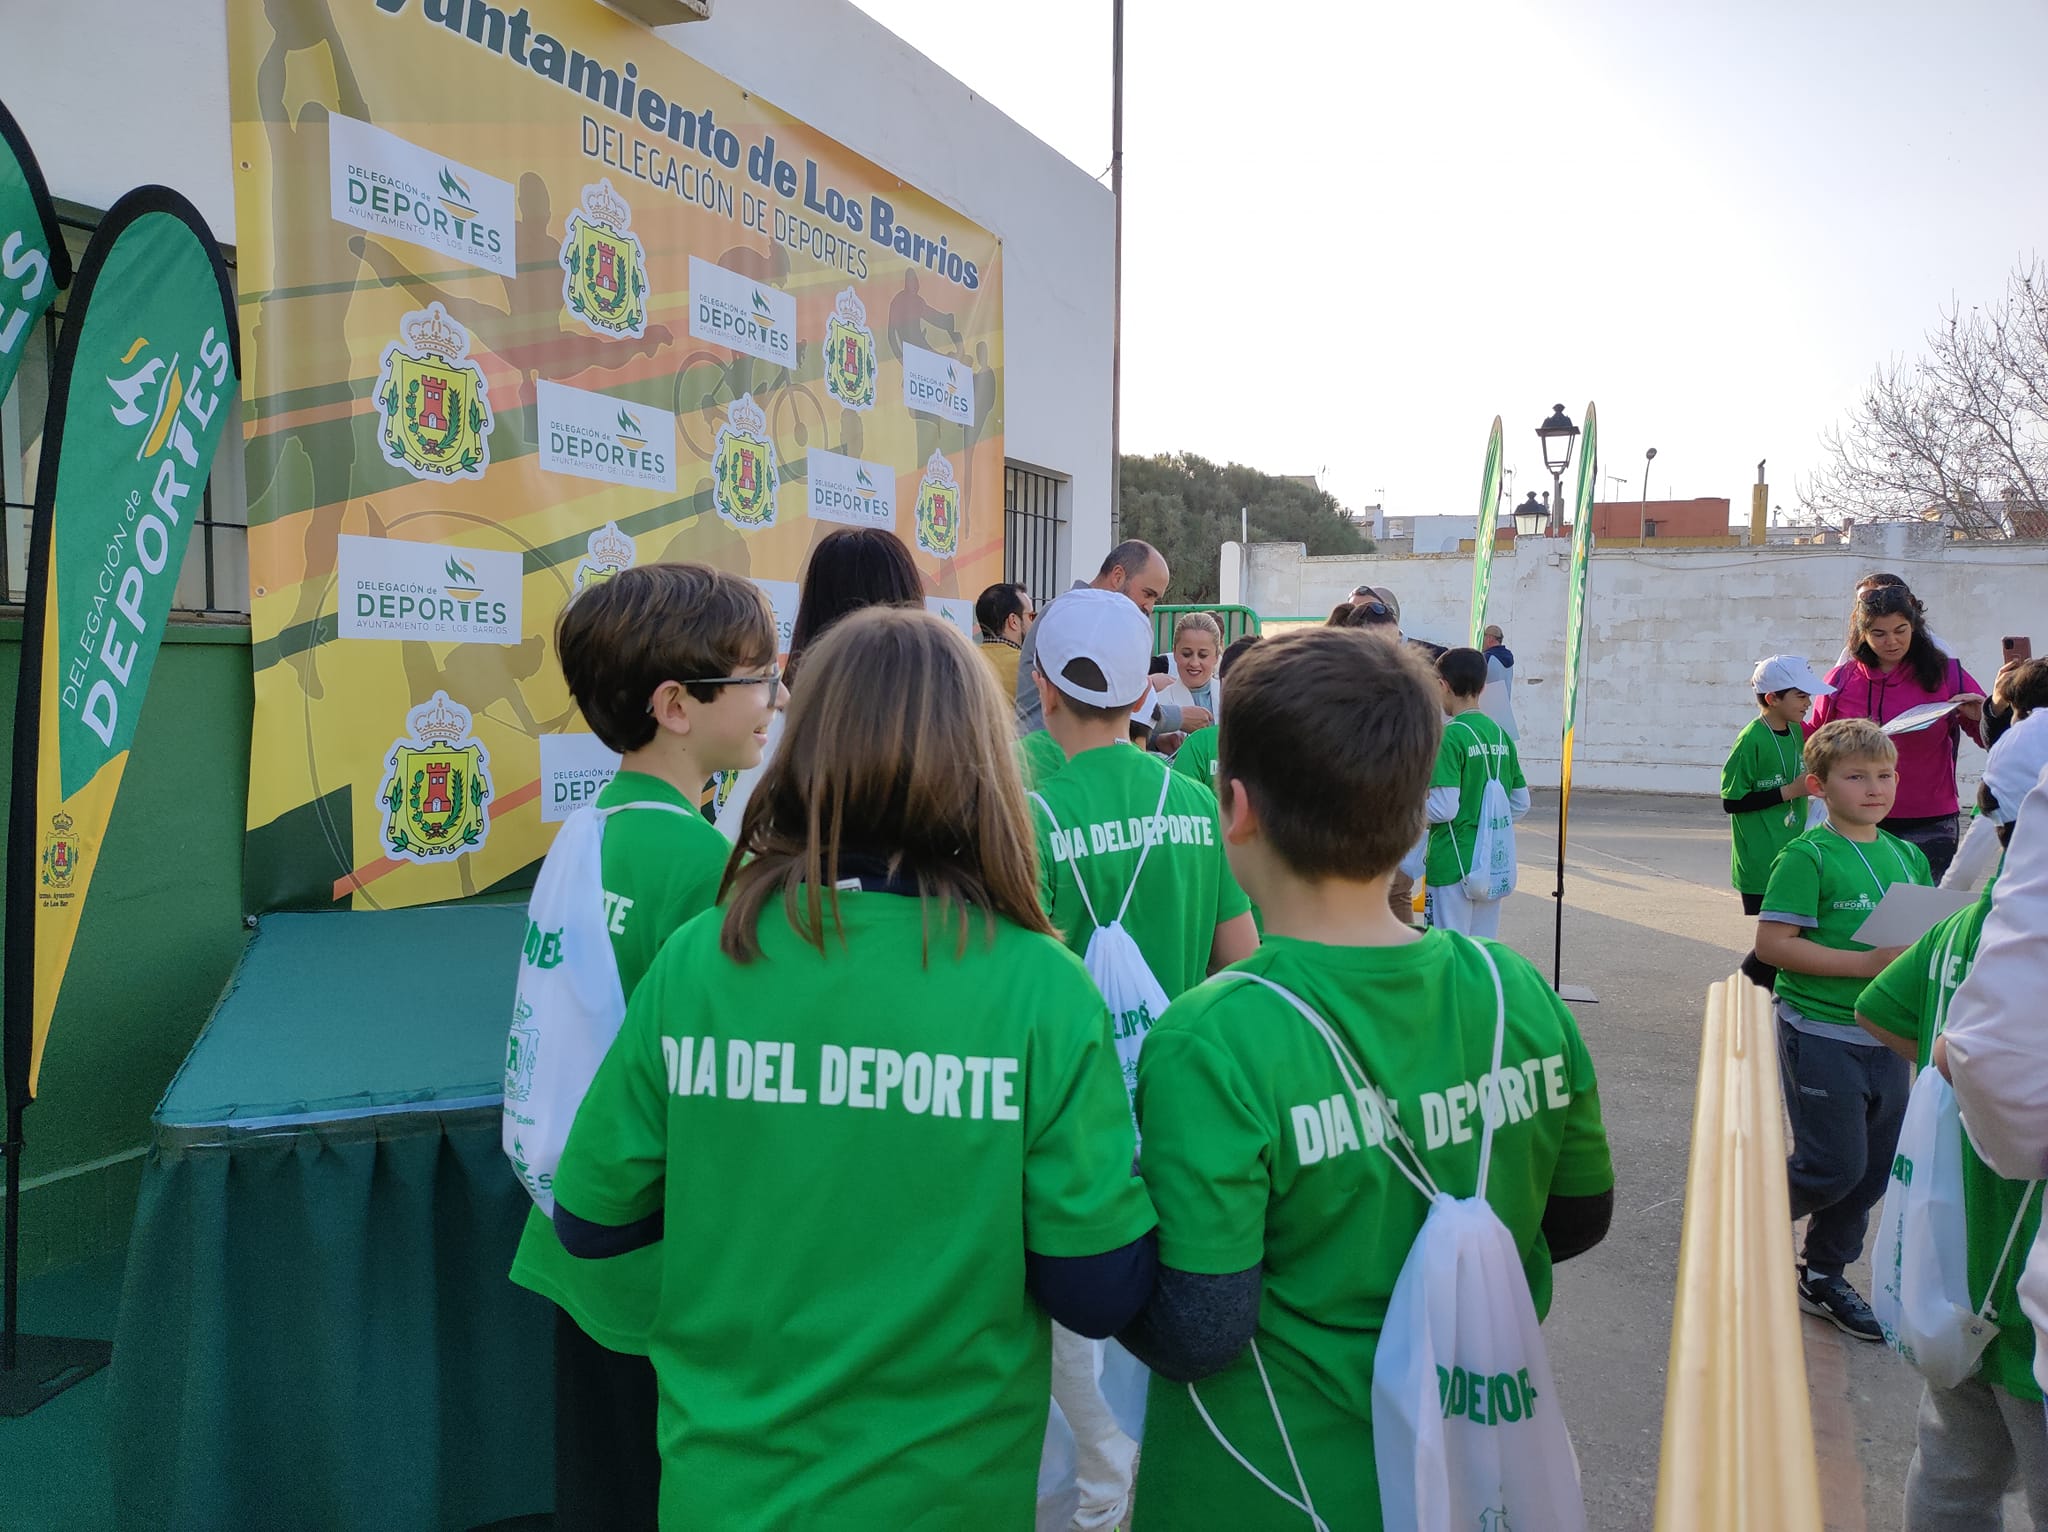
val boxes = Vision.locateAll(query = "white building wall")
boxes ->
[1406,515,1479,554]
[0,0,1113,585]
[1247,537,2048,794]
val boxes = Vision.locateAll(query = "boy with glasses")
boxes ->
[509,562,785,1527]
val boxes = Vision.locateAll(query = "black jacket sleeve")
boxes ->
[1542,1189,1614,1264]
[553,1201,664,1259]
[1985,700,2014,748]
[1118,1193,1611,1382]
[1026,1231,1158,1339]
[1722,787,1786,816]
[1116,1263,1264,1383]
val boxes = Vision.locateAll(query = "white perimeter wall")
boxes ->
[1248,536,2048,794]
[0,0,1114,585]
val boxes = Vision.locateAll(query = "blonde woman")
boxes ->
[552,606,1157,1531]
[1158,611,1225,727]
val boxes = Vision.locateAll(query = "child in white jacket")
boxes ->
[1944,728,2048,1394]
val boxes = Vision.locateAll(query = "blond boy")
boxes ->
[1756,719,1928,1340]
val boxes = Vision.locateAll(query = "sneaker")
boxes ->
[1798,1268,1883,1342]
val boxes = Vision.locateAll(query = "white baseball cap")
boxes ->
[1034,587,1154,709]
[1982,714,2048,823]
[1751,655,1836,698]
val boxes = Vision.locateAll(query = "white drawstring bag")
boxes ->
[1030,763,1176,1530]
[1192,942,1587,1532]
[1030,762,1177,1110]
[1872,923,2040,1388]
[502,801,690,1214]
[1452,722,1517,903]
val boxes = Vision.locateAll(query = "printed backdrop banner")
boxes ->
[1558,402,1598,862]
[1468,415,1503,646]
[6,189,239,1099]
[228,0,1005,911]
[0,97,71,406]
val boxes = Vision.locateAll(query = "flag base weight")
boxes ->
[0,1332,111,1416]
[1556,983,1599,1004]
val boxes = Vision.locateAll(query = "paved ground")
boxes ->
[1511,789,2027,1532]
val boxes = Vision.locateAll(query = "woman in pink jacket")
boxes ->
[1811,581,1986,878]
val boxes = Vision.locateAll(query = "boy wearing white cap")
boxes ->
[1724,656,1836,988]
[1029,587,1259,1017]
[1026,587,1258,1532]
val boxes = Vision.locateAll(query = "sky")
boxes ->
[847,0,2048,526]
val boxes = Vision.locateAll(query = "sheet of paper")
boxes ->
[1852,882,1977,948]
[1880,699,1962,737]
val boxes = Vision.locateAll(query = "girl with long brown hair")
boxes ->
[550,605,1156,1531]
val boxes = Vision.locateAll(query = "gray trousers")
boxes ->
[1905,1378,2048,1531]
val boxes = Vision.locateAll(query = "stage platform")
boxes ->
[107,905,554,1531]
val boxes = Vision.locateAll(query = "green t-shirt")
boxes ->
[1134,931,1614,1531]
[1031,743,1253,1005]
[1858,893,2042,1401]
[1016,727,1069,791]
[508,770,731,1355]
[1424,711,1527,887]
[1762,825,1932,1026]
[1167,731,1267,936]
[553,894,1155,1530]
[1172,725,1219,796]
[1721,717,1810,894]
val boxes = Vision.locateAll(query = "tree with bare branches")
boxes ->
[1801,259,2048,539]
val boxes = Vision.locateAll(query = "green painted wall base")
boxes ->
[0,622,253,1277]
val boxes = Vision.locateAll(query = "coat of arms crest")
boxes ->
[823,288,877,412]
[575,521,636,592]
[560,180,650,339]
[374,303,494,482]
[40,811,80,897]
[914,450,963,560]
[713,394,778,530]
[380,690,493,864]
[504,995,539,1103]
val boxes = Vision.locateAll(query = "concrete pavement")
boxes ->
[1497,790,2002,1532]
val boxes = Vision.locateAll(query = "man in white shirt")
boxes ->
[1016,541,1208,737]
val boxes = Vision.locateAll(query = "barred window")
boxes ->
[1003,462,1066,608]
[0,201,248,618]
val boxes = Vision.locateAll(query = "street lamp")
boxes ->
[1638,446,1658,541]
[1536,404,1580,538]
[1512,491,1550,538]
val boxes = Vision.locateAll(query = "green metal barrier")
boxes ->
[1150,603,1261,654]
